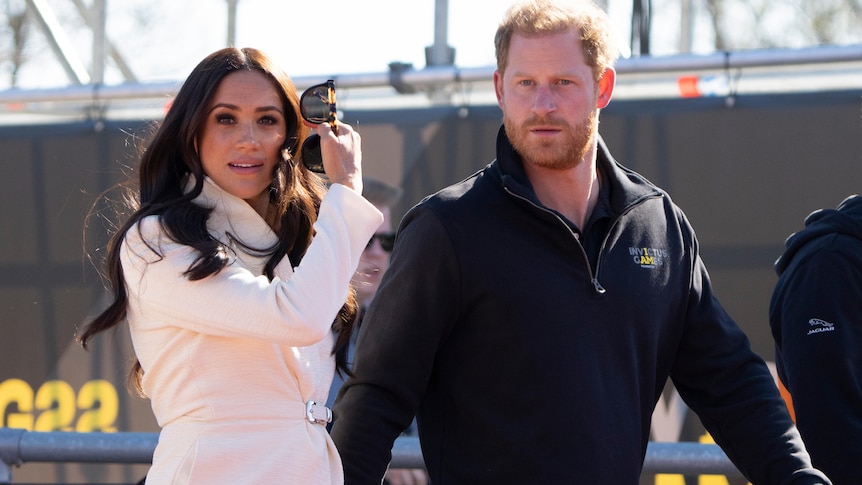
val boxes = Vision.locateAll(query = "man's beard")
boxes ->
[504,110,598,170]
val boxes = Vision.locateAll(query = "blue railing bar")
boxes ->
[0,428,157,465]
[390,436,424,468]
[643,441,743,476]
[0,428,745,482]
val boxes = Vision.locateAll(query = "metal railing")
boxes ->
[0,428,743,483]
[1,43,861,105]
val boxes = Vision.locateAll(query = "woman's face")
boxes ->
[198,70,287,217]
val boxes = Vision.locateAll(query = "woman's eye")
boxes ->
[259,115,279,126]
[215,114,235,124]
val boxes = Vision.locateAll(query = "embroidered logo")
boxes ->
[629,247,667,269]
[807,318,835,335]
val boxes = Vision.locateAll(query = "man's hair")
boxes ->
[363,177,403,209]
[494,0,619,81]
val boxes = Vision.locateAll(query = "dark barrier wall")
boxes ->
[1,89,860,483]
[0,121,156,483]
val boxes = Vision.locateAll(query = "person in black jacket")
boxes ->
[770,194,862,484]
[331,0,831,483]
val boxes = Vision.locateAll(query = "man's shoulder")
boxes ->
[417,163,497,209]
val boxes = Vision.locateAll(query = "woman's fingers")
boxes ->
[317,122,362,192]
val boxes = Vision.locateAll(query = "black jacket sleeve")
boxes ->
[331,206,459,484]
[669,216,830,484]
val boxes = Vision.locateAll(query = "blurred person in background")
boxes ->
[79,46,381,484]
[770,194,862,485]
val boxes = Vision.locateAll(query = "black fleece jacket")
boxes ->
[770,194,862,485]
[332,127,828,484]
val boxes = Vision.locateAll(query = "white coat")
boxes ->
[122,176,382,484]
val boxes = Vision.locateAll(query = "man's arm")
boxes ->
[331,206,459,484]
[670,215,829,484]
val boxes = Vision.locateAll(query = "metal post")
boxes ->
[427,0,453,66]
[91,0,106,85]
[679,0,693,53]
[227,0,239,47]
[23,0,90,84]
[69,0,137,82]
[631,0,652,56]
[425,0,456,104]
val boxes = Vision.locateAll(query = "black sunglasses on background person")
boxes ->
[299,79,338,173]
[366,232,395,252]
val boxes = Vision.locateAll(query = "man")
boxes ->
[331,0,830,483]
[770,194,862,484]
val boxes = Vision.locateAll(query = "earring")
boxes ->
[280,148,294,165]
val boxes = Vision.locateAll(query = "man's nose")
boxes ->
[532,85,556,114]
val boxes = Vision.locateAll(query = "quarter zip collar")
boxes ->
[491,125,661,220]
[491,125,663,296]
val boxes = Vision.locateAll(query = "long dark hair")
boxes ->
[79,47,357,391]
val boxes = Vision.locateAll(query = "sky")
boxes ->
[6,0,697,90]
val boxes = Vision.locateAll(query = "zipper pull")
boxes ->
[592,277,606,295]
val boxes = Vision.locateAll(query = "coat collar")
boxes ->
[186,175,279,273]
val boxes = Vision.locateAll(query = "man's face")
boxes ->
[353,205,393,305]
[494,28,612,170]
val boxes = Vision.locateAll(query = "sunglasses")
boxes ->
[366,232,395,252]
[299,80,338,174]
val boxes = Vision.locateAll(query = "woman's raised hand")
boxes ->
[317,121,363,194]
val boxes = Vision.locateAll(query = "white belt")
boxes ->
[305,400,332,425]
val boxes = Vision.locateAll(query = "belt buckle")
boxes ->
[305,400,332,425]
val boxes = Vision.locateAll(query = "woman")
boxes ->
[79,47,382,484]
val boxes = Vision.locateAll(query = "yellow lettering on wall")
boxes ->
[76,379,119,432]
[656,474,686,485]
[0,378,120,433]
[34,380,76,432]
[0,378,35,430]
[699,472,731,484]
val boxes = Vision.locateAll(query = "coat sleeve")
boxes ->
[331,205,459,484]
[770,240,862,484]
[122,183,382,347]
[669,213,830,484]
